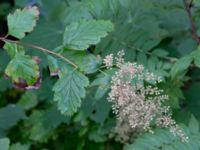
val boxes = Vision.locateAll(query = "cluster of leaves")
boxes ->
[125,116,200,150]
[0,0,200,149]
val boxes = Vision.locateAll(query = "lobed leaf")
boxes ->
[63,19,114,50]
[5,53,40,86]
[7,6,39,39]
[53,70,89,115]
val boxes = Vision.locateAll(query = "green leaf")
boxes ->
[185,82,200,119]
[137,52,147,66]
[189,115,199,134]
[88,129,107,142]
[91,69,116,100]
[170,55,193,78]
[0,104,26,130]
[5,53,40,85]
[63,1,92,24]
[26,106,69,142]
[53,70,89,115]
[22,20,63,50]
[63,19,114,50]
[0,138,10,150]
[78,93,111,124]
[74,54,102,74]
[152,49,169,57]
[9,143,30,150]
[18,91,38,110]
[194,0,200,6]
[90,98,111,124]
[124,119,200,150]
[92,75,110,100]
[0,50,9,72]
[14,0,27,7]
[192,49,200,68]
[194,58,200,68]
[3,42,24,58]
[63,51,102,74]
[7,6,39,39]
[47,55,60,76]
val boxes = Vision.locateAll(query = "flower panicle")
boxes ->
[104,50,188,143]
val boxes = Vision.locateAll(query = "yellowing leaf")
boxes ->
[3,42,24,58]
[5,53,40,86]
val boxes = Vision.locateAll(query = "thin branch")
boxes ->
[183,0,200,45]
[98,69,108,76]
[112,37,178,62]
[112,38,198,68]
[0,37,78,68]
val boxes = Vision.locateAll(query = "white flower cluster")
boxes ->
[103,53,114,69]
[103,50,188,143]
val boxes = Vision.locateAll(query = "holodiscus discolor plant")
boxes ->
[0,0,200,149]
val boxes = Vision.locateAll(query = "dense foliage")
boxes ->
[0,0,200,149]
